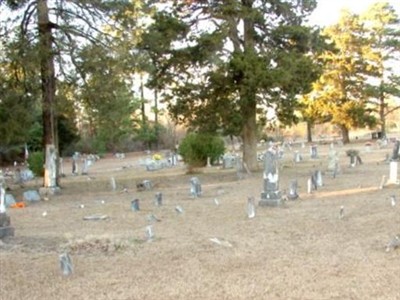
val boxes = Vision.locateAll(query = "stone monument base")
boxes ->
[259,192,282,207]
[0,213,14,239]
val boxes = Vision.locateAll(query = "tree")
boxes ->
[305,10,377,143]
[361,2,400,138]
[0,0,139,188]
[146,0,319,170]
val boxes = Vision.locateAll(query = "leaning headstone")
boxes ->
[154,192,162,206]
[247,197,256,218]
[23,190,41,202]
[190,177,202,198]
[379,175,387,189]
[259,150,282,206]
[287,180,299,200]
[59,252,73,276]
[131,199,140,211]
[175,205,184,214]
[310,145,318,159]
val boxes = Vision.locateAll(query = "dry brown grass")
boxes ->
[0,143,399,300]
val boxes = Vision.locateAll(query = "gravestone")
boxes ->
[0,187,14,238]
[387,161,399,185]
[131,199,140,211]
[81,158,89,175]
[5,194,16,208]
[236,157,246,180]
[146,225,154,241]
[247,197,256,218]
[190,177,202,198]
[259,150,282,207]
[293,151,302,163]
[391,140,400,160]
[72,152,80,175]
[110,177,116,191]
[223,154,236,169]
[13,168,22,184]
[175,205,184,214]
[154,192,162,206]
[310,145,318,159]
[327,148,340,177]
[315,170,323,187]
[23,190,41,202]
[287,180,299,200]
[59,158,65,177]
[59,252,73,276]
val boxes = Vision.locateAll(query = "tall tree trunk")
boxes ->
[242,104,258,171]
[38,0,58,188]
[339,124,350,144]
[240,0,258,171]
[306,120,313,143]
[379,85,386,139]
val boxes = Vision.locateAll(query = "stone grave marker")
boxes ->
[236,157,246,180]
[293,151,302,163]
[223,154,236,169]
[131,199,140,211]
[327,147,340,178]
[23,190,41,202]
[315,170,323,187]
[346,150,362,167]
[287,180,299,200]
[72,152,80,175]
[391,140,400,160]
[175,205,184,214]
[81,158,89,175]
[145,225,154,241]
[387,161,399,185]
[390,195,396,207]
[110,177,117,191]
[310,144,318,159]
[339,206,345,219]
[154,192,162,206]
[0,188,14,238]
[247,197,256,218]
[5,194,16,208]
[59,252,73,276]
[259,150,282,206]
[190,177,202,198]
[136,180,153,191]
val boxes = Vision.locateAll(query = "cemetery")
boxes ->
[0,139,399,299]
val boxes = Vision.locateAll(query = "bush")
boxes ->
[178,133,225,167]
[27,151,44,176]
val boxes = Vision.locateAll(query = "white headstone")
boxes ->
[388,161,399,184]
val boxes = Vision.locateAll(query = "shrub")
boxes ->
[178,133,225,167]
[27,151,44,176]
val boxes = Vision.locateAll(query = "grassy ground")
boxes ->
[0,142,399,300]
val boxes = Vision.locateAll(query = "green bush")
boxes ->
[178,133,225,167]
[27,151,44,176]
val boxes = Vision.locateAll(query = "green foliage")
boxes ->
[27,151,44,177]
[178,133,225,167]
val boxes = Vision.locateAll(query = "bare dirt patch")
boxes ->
[0,143,399,300]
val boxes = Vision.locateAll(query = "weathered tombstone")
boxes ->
[307,178,313,194]
[327,148,340,178]
[213,198,220,206]
[23,190,41,202]
[190,177,202,198]
[0,188,14,238]
[110,177,116,191]
[391,140,400,160]
[287,180,299,200]
[387,161,399,185]
[385,235,400,252]
[390,195,396,207]
[247,197,256,218]
[20,169,34,182]
[154,192,162,206]
[175,205,184,214]
[13,168,22,184]
[379,175,386,189]
[339,205,345,219]
[259,150,282,206]
[206,157,212,167]
[315,170,323,187]
[310,145,318,159]
[72,152,79,175]
[346,150,362,167]
[145,225,154,241]
[364,143,372,153]
[223,154,236,169]
[59,252,73,276]
[5,194,16,208]
[293,151,302,163]
[81,158,89,175]
[131,199,140,211]
[142,180,153,191]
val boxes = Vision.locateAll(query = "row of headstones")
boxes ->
[71,153,99,176]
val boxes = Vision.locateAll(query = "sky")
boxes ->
[308,0,400,27]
